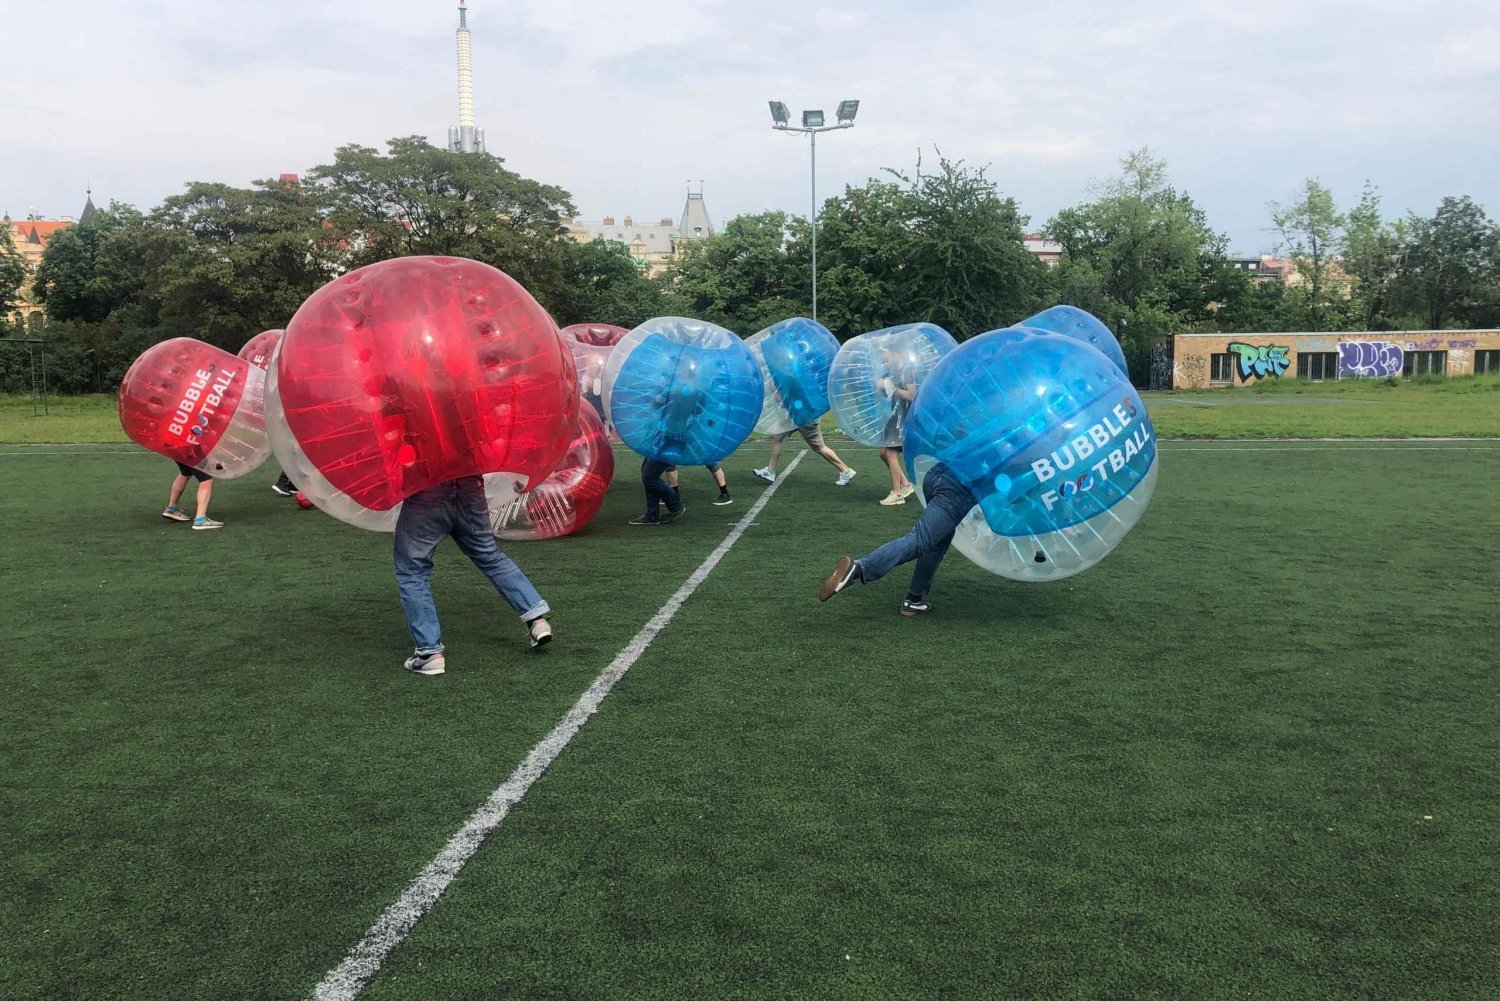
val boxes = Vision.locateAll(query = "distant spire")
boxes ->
[80,187,97,223]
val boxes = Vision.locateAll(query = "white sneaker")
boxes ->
[753,467,775,484]
[836,468,856,486]
[529,618,553,650]
[897,483,916,500]
[404,652,446,676]
[192,517,223,530]
[878,491,906,506]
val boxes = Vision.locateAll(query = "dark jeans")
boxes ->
[641,458,685,521]
[859,463,977,597]
[393,478,549,654]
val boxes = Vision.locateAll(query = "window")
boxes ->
[1246,261,1258,270]
[1297,351,1338,381]
[1403,350,1447,377]
[1210,353,1235,384]
[1475,350,1500,375]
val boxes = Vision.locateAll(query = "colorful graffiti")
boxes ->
[1404,336,1477,351]
[1228,342,1290,380]
[1149,340,1173,390]
[1338,340,1403,378]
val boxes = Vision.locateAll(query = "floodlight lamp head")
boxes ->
[769,101,790,126]
[836,99,860,124]
[802,109,824,128]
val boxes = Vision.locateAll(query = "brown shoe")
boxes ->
[819,556,861,601]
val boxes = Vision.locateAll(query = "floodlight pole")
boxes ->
[773,119,853,322]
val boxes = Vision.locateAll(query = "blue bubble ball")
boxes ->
[903,326,1158,581]
[827,323,957,446]
[1016,305,1128,375]
[602,316,763,465]
[746,317,840,434]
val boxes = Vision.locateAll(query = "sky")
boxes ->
[3,0,1497,254]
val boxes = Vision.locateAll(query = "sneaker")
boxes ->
[629,514,662,526]
[900,597,931,617]
[897,483,916,500]
[661,506,686,522]
[161,506,191,522]
[713,491,733,506]
[404,652,446,675]
[836,468,857,486]
[818,556,861,601]
[753,467,775,484]
[529,619,553,650]
[192,517,223,531]
[271,482,295,497]
[878,491,906,506]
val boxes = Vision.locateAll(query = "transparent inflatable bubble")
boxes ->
[827,323,957,446]
[118,337,271,479]
[560,323,629,425]
[602,316,763,465]
[1016,305,1128,376]
[904,326,1158,581]
[274,256,577,523]
[238,329,283,371]
[745,317,840,435]
[484,406,615,540]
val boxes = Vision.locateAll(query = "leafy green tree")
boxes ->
[1394,196,1500,329]
[32,204,159,325]
[671,211,807,333]
[307,136,574,303]
[553,239,683,327]
[1268,178,1344,330]
[0,223,27,331]
[804,180,908,338]
[1045,149,1247,373]
[1340,183,1404,330]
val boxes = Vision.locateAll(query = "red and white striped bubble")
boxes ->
[118,337,271,478]
[483,405,615,540]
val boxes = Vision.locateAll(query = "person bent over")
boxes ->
[818,461,976,616]
[394,477,553,675]
[162,462,221,531]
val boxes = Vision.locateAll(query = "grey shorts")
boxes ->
[773,422,825,449]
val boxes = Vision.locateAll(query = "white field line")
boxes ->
[307,450,809,1001]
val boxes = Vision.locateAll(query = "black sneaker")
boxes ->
[819,556,861,601]
[900,598,931,617]
[404,652,446,675]
[271,482,295,497]
[713,491,733,506]
[661,506,685,523]
[629,514,662,526]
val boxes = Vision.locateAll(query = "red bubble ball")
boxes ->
[238,329,283,371]
[274,256,578,516]
[484,405,615,540]
[119,337,270,478]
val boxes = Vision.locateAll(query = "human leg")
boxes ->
[637,458,679,522]
[879,447,910,503]
[800,423,851,476]
[451,484,551,623]
[393,489,453,654]
[193,480,213,520]
[167,473,190,509]
[835,466,974,591]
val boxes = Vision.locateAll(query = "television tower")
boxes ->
[447,1,485,153]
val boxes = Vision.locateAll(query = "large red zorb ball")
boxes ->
[238,329,283,371]
[272,256,578,530]
[483,405,615,540]
[119,337,271,478]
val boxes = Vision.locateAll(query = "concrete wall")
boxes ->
[1167,331,1500,388]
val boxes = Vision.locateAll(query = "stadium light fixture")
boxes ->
[836,99,859,124]
[769,101,790,127]
[801,109,825,128]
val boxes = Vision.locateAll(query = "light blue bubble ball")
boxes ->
[1016,305,1129,375]
[746,317,840,435]
[602,316,763,465]
[827,323,958,446]
[904,326,1158,581]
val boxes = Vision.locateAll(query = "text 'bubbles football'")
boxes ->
[119,337,270,479]
[904,326,1157,581]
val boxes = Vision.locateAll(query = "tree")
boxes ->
[0,223,26,331]
[1395,196,1500,329]
[1269,178,1344,330]
[553,239,683,328]
[306,136,574,304]
[1045,149,1247,374]
[32,203,158,325]
[671,211,807,333]
[1340,183,1404,330]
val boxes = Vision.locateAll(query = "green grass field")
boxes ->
[3,438,1499,1000]
[7,376,1500,444]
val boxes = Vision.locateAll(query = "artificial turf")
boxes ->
[2,440,1498,999]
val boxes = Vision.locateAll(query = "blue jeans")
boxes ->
[394,478,550,654]
[641,458,684,521]
[858,463,977,598]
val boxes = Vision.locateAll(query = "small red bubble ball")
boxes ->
[484,404,615,540]
[267,256,578,531]
[294,492,315,510]
[119,337,271,478]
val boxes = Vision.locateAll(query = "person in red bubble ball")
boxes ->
[394,477,555,676]
[161,462,222,530]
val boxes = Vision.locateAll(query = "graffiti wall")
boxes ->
[1338,341,1403,378]
[1168,330,1500,388]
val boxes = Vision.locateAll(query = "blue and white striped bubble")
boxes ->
[746,317,840,435]
[827,323,957,447]
[602,316,763,465]
[904,326,1158,581]
[1016,305,1128,376]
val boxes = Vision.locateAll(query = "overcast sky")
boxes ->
[4,0,1497,253]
